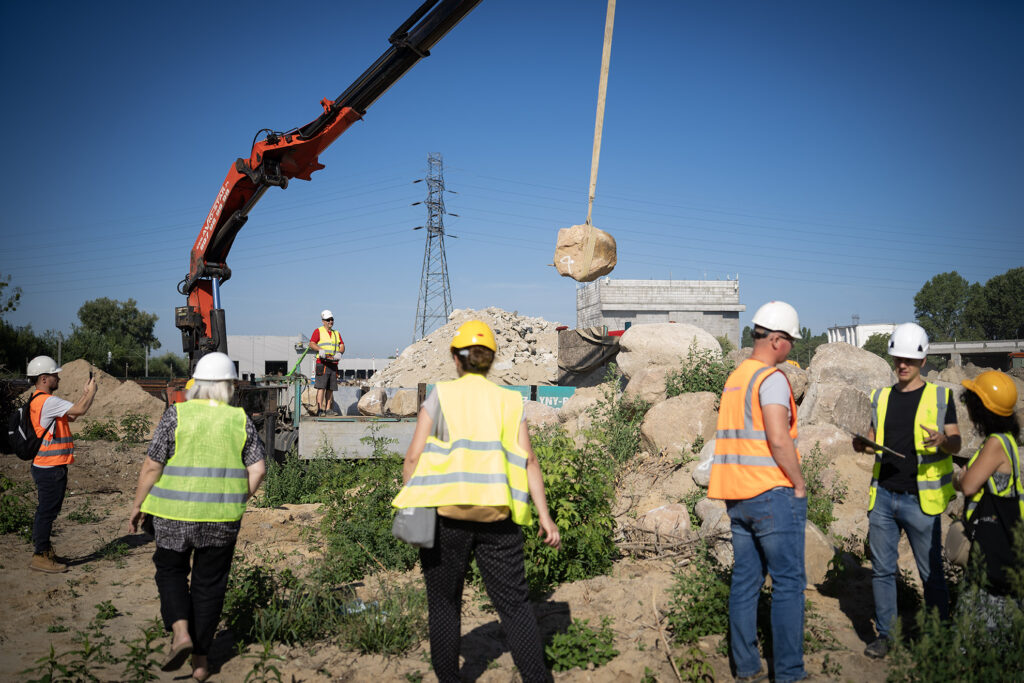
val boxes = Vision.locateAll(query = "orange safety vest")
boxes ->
[31,393,75,467]
[708,358,799,500]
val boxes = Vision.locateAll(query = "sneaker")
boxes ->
[30,549,68,574]
[736,669,768,683]
[864,636,890,659]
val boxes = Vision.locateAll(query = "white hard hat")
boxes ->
[27,355,61,377]
[192,352,238,381]
[888,323,929,359]
[321,309,334,320]
[751,301,802,339]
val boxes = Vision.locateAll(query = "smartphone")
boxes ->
[89,369,93,380]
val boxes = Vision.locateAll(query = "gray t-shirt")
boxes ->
[758,371,792,419]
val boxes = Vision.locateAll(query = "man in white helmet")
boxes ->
[852,322,960,658]
[25,355,97,573]
[309,309,345,416]
[708,301,807,683]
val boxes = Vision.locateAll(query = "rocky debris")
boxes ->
[522,400,559,428]
[638,503,691,537]
[28,359,167,439]
[692,438,715,487]
[357,387,387,416]
[553,224,617,282]
[726,347,752,366]
[371,308,559,388]
[615,323,721,381]
[622,367,668,405]
[804,521,837,586]
[640,392,718,460]
[384,389,418,417]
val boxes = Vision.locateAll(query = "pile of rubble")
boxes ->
[371,307,561,388]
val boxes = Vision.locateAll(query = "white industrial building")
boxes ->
[576,278,745,347]
[826,322,898,348]
[226,335,384,381]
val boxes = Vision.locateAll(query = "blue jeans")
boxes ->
[727,487,807,683]
[32,464,68,554]
[868,487,949,638]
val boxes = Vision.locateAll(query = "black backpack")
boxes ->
[6,392,47,461]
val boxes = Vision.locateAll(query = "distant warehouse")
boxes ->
[226,335,382,382]
[576,278,745,348]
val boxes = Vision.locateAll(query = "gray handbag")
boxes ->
[392,506,437,548]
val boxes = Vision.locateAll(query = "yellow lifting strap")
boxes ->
[581,0,616,277]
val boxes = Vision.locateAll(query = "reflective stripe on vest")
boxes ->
[316,326,341,360]
[708,359,799,500]
[31,394,75,466]
[965,433,1023,522]
[140,400,249,522]
[392,373,532,525]
[867,383,954,515]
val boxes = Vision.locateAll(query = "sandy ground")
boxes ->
[1,442,896,682]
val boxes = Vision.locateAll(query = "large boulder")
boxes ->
[616,323,722,380]
[805,342,895,395]
[805,521,837,586]
[623,367,669,405]
[522,400,559,428]
[384,389,418,417]
[639,503,692,538]
[692,437,716,487]
[799,383,873,430]
[640,392,718,459]
[358,387,388,416]
[558,385,603,423]
[553,224,617,282]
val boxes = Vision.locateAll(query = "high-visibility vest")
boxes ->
[140,400,249,522]
[965,433,1023,522]
[31,393,74,467]
[868,383,954,514]
[392,373,532,525]
[315,326,341,363]
[708,358,799,501]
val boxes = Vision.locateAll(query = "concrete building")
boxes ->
[576,278,745,347]
[826,323,898,348]
[226,335,383,381]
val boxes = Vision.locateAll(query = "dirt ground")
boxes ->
[0,439,899,683]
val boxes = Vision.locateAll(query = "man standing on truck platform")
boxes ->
[26,355,97,573]
[309,309,344,416]
[708,301,807,683]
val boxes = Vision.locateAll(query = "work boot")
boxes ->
[864,636,890,659]
[30,549,68,574]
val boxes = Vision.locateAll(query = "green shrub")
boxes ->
[224,555,296,642]
[256,451,353,508]
[524,424,617,594]
[544,617,619,671]
[340,583,428,655]
[79,419,120,441]
[0,474,34,541]
[118,413,152,445]
[716,335,735,356]
[585,364,649,465]
[78,412,151,451]
[802,442,848,532]
[665,342,733,400]
[665,544,732,645]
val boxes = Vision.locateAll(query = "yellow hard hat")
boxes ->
[962,370,1018,417]
[185,378,195,390]
[451,320,497,352]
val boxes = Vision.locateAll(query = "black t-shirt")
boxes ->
[877,384,957,494]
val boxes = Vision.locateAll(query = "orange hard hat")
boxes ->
[962,370,1018,417]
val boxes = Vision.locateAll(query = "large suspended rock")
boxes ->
[553,224,617,282]
[616,323,722,380]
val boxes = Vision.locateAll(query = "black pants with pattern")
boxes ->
[153,543,235,656]
[419,516,550,682]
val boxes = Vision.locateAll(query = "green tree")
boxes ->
[741,325,753,348]
[787,326,827,367]
[913,271,983,341]
[862,332,893,367]
[63,298,160,375]
[969,267,1024,339]
[0,274,21,316]
[0,274,58,372]
[149,352,189,378]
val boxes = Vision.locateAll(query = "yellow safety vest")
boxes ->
[392,373,532,525]
[965,433,1023,521]
[315,326,341,361]
[708,359,799,500]
[868,383,954,514]
[141,400,249,522]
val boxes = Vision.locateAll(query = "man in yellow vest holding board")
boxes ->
[708,301,807,683]
[853,322,960,658]
[309,309,345,416]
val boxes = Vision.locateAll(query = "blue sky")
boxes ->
[2,1,1021,360]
